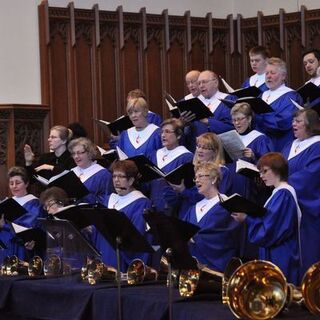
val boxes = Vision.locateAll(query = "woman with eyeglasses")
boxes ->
[173,132,232,219]
[182,162,241,272]
[94,160,151,271]
[116,97,162,159]
[231,152,301,285]
[281,109,320,277]
[229,102,273,200]
[69,137,112,204]
[147,118,193,214]
[24,125,75,182]
[0,166,45,262]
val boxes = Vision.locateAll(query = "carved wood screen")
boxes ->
[38,1,320,146]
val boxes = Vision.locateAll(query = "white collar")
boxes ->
[262,84,293,104]
[195,195,220,223]
[306,75,320,86]
[250,73,266,87]
[156,146,191,169]
[72,162,104,183]
[108,190,146,210]
[288,135,320,160]
[184,93,198,100]
[199,91,228,113]
[127,124,159,149]
[239,130,263,147]
[13,194,37,206]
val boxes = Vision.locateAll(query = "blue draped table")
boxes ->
[0,273,317,320]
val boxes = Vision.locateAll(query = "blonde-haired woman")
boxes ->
[116,97,161,159]
[174,132,232,219]
[182,162,241,272]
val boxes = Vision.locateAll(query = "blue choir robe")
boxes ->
[117,123,162,159]
[228,129,273,200]
[241,73,268,93]
[72,163,112,204]
[178,165,232,220]
[246,183,301,285]
[183,195,241,272]
[0,194,44,262]
[147,111,163,126]
[94,190,151,271]
[148,146,193,213]
[184,92,235,152]
[282,135,320,276]
[254,84,303,151]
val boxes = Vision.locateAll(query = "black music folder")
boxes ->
[94,116,133,135]
[0,198,27,222]
[175,98,213,121]
[236,159,260,179]
[80,207,154,254]
[145,162,195,188]
[143,209,199,269]
[237,97,273,114]
[34,171,89,200]
[297,82,320,104]
[0,239,7,249]
[11,223,46,251]
[164,92,181,119]
[231,86,262,98]
[219,193,266,217]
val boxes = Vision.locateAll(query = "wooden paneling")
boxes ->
[38,1,320,146]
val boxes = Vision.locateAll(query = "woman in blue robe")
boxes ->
[232,152,301,285]
[254,58,303,152]
[69,137,112,204]
[147,118,193,214]
[0,166,45,262]
[282,109,320,277]
[116,97,161,159]
[94,160,151,271]
[228,102,273,202]
[172,132,232,220]
[183,162,241,272]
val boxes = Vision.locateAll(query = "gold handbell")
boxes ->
[27,256,43,277]
[226,260,320,319]
[288,261,320,315]
[226,260,288,320]
[127,258,158,285]
[83,258,117,285]
[3,255,29,276]
[179,264,223,297]
[43,254,62,276]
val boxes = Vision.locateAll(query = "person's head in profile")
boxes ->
[40,186,68,215]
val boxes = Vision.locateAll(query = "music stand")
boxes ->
[79,207,154,320]
[143,209,200,320]
[39,218,101,270]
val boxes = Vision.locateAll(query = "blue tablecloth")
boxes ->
[0,274,317,320]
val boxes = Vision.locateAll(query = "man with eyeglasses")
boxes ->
[183,70,235,152]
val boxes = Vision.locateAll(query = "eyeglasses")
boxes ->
[196,144,214,151]
[112,174,128,179]
[232,117,247,123]
[71,150,87,157]
[259,168,271,175]
[197,79,217,85]
[43,199,62,211]
[193,174,210,182]
[161,129,175,134]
